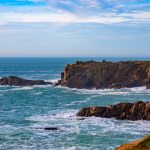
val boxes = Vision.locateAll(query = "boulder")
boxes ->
[0,75,52,86]
[76,101,150,120]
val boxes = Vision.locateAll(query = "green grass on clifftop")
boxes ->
[131,135,150,150]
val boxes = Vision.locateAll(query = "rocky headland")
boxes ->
[76,101,150,120]
[0,75,52,86]
[56,60,150,89]
[115,134,150,150]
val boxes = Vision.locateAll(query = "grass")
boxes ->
[131,135,150,150]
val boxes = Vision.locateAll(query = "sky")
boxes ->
[0,0,150,57]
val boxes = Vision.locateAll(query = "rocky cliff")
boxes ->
[60,60,150,89]
[0,76,52,86]
[76,101,150,120]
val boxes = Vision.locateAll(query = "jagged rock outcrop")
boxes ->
[115,134,150,150]
[60,60,150,89]
[76,101,150,120]
[0,76,52,86]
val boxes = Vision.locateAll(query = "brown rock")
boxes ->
[0,76,52,86]
[76,101,150,120]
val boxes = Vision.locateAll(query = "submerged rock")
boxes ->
[60,60,150,89]
[0,75,52,86]
[76,101,150,120]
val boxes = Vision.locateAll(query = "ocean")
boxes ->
[0,57,150,150]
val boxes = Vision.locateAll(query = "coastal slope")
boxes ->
[115,134,150,150]
[60,60,150,89]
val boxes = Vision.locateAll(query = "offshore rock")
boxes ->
[76,101,150,120]
[0,75,52,86]
[61,60,150,89]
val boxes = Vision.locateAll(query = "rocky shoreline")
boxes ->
[0,75,52,86]
[76,101,150,120]
[55,60,150,89]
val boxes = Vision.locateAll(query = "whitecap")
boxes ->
[11,87,33,90]
[33,92,43,95]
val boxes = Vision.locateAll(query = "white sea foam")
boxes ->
[33,92,43,95]
[45,78,60,83]
[11,87,33,90]
[60,86,150,96]
[33,84,52,88]
[26,108,150,135]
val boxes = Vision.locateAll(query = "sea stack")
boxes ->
[60,60,150,89]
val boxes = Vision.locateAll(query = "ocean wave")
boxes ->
[32,92,43,95]
[45,78,60,83]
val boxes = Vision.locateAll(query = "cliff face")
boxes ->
[76,101,150,120]
[61,60,150,89]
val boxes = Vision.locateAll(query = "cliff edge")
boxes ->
[60,60,150,89]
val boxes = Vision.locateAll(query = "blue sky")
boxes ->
[0,0,150,57]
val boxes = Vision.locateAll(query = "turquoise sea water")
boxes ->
[0,57,150,150]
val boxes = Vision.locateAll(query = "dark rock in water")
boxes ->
[60,60,150,89]
[32,127,59,131]
[52,113,56,116]
[77,118,86,120]
[0,75,52,86]
[76,101,150,120]
[44,127,59,131]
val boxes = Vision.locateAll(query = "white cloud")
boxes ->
[0,9,150,25]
